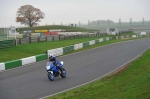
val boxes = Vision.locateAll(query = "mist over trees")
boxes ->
[16,5,45,27]
[90,20,114,25]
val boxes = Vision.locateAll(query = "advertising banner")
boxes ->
[35,30,48,32]
[44,32,58,35]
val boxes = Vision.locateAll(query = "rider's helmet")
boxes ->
[49,54,54,60]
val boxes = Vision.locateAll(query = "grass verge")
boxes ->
[17,25,99,33]
[46,41,150,99]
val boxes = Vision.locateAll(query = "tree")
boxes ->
[16,5,45,27]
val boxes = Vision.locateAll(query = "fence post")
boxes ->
[29,37,31,43]
[46,37,48,41]
[53,36,54,41]
[59,35,60,40]
[19,39,21,44]
[38,37,40,42]
[14,39,17,46]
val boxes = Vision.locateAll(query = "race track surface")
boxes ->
[0,38,150,99]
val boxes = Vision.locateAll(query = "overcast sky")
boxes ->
[0,0,150,27]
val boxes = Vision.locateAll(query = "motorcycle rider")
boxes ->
[48,54,63,76]
[48,54,60,67]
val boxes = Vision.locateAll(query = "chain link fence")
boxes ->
[0,27,17,41]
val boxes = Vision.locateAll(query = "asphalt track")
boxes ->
[0,38,150,99]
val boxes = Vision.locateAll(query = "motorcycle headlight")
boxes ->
[46,66,50,70]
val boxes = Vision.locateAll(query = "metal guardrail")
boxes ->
[0,40,14,49]
[15,33,106,45]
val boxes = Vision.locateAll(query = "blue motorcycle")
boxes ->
[45,61,66,81]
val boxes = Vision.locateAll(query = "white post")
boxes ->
[7,28,8,39]
[14,27,17,46]
[3,28,5,39]
[10,26,17,46]
[15,27,16,39]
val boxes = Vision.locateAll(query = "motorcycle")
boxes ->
[45,61,66,81]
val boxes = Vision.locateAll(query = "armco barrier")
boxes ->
[5,60,22,70]
[116,36,119,40]
[78,43,83,49]
[132,35,136,38]
[126,35,129,38]
[99,38,104,42]
[74,43,83,50]
[21,56,36,65]
[0,35,139,71]
[89,40,95,45]
[95,39,99,44]
[54,48,63,56]
[103,38,106,41]
[36,54,47,62]
[47,49,55,56]
[47,48,63,56]
[63,45,74,54]
[106,37,110,41]
[0,40,14,49]
[0,55,47,71]
[121,36,124,39]
[0,63,5,71]
[83,42,89,48]
[74,44,79,50]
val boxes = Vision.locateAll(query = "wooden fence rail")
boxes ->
[16,33,106,45]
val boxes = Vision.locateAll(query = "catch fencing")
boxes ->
[15,33,105,45]
[0,33,139,49]
[0,40,14,49]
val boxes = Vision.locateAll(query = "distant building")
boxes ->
[107,28,119,35]
[140,32,146,36]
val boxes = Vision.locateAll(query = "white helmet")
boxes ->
[49,54,54,59]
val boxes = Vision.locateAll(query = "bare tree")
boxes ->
[16,5,45,27]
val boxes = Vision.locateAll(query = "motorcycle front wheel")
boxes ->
[48,72,55,81]
[60,68,66,78]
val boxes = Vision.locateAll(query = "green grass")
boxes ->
[17,25,99,33]
[119,32,136,36]
[46,41,150,99]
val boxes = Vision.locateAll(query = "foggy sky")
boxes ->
[0,0,150,27]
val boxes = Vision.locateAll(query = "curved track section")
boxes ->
[0,38,150,99]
